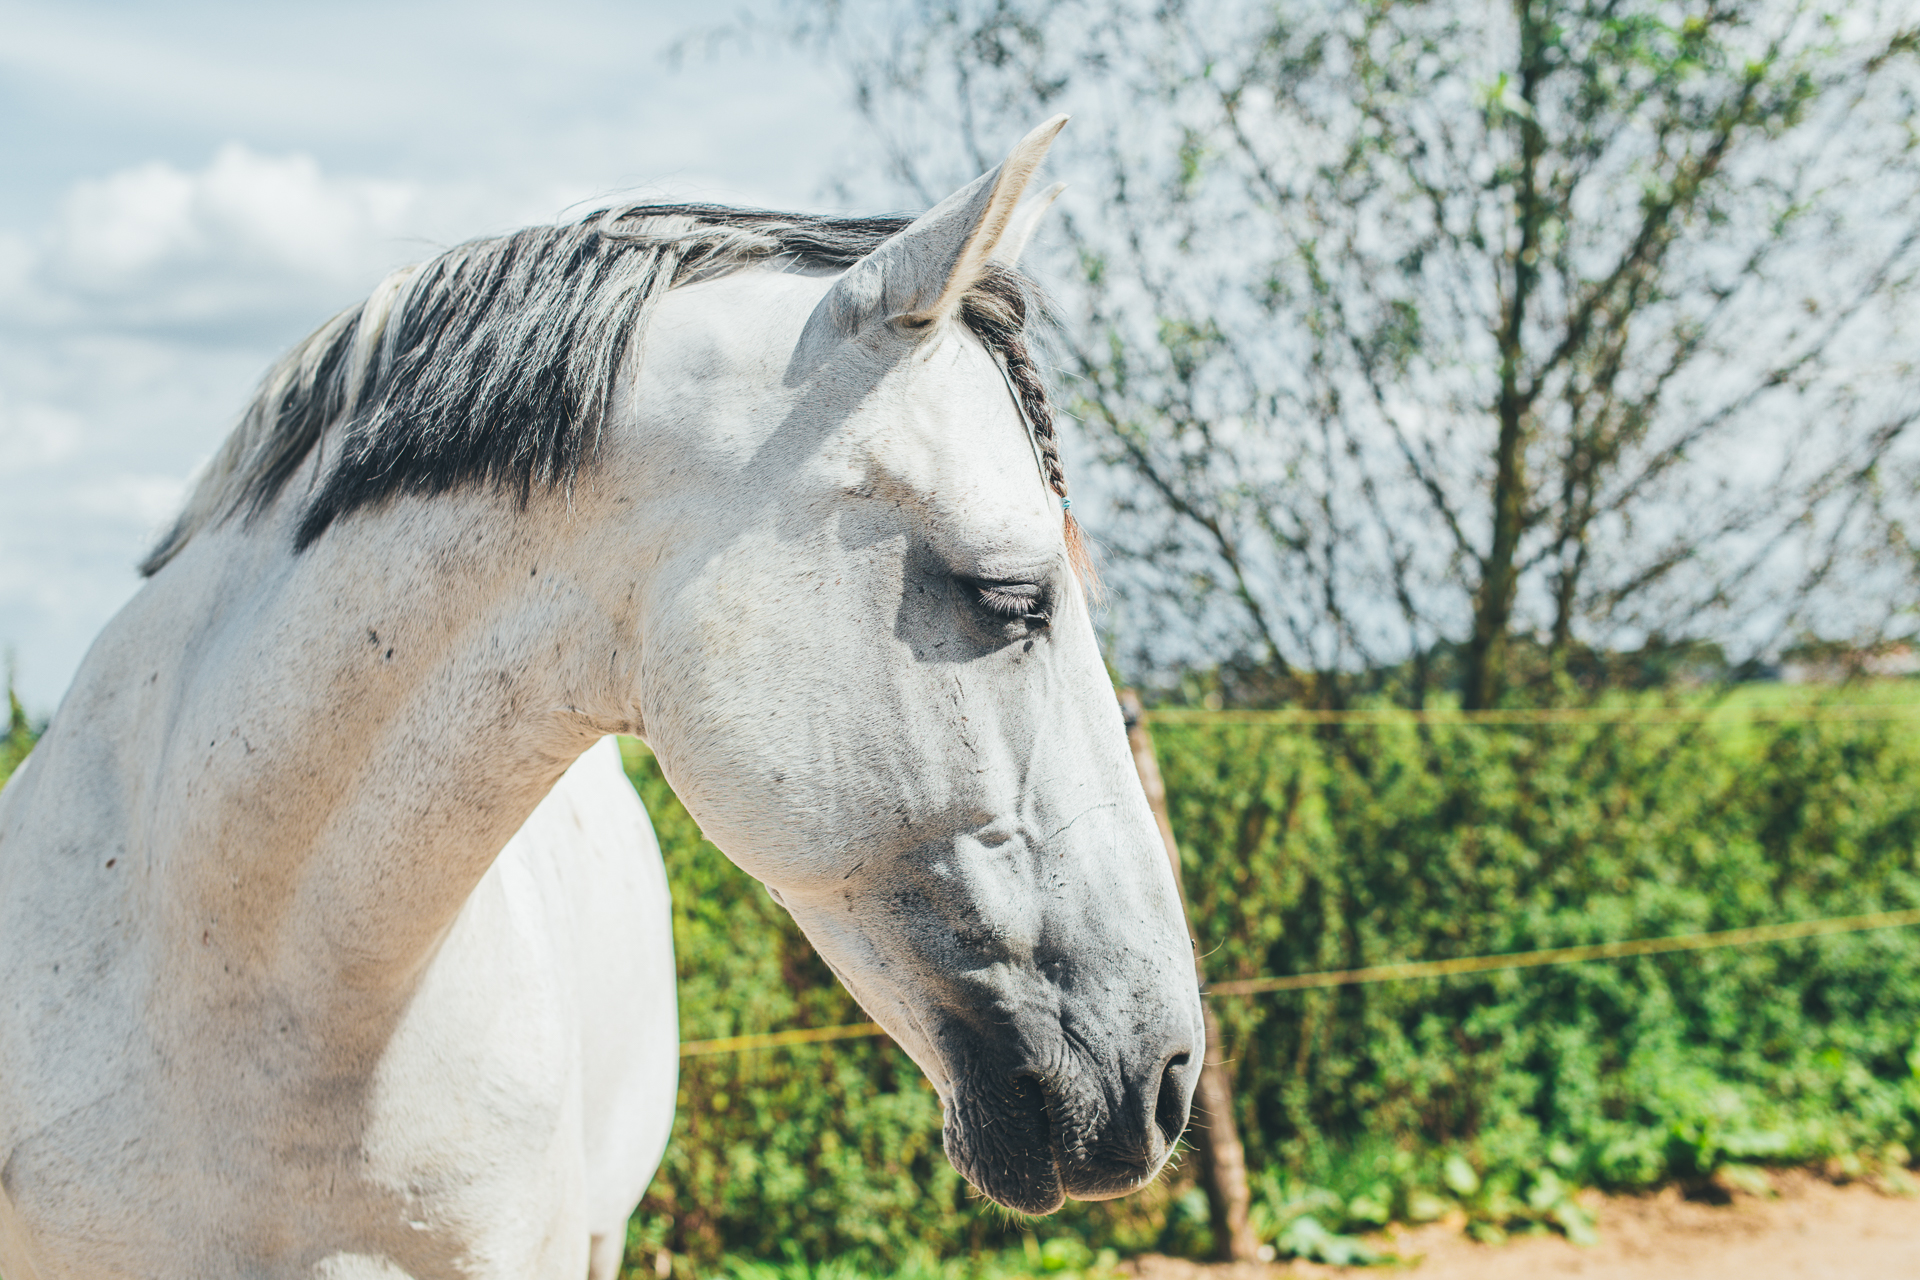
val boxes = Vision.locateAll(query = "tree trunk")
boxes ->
[1462,0,1551,712]
[1119,691,1261,1263]
[1462,414,1527,711]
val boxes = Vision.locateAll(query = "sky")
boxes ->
[0,0,872,712]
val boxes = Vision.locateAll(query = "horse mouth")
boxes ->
[944,1072,1064,1214]
[941,1071,1166,1215]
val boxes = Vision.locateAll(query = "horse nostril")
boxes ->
[1155,1050,1194,1147]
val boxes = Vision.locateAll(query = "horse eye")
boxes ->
[971,580,1049,623]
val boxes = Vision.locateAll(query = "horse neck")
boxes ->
[116,486,638,1026]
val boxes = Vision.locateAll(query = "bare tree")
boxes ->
[822,0,1920,708]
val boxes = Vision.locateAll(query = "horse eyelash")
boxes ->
[975,582,1049,622]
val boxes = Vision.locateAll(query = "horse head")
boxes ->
[623,119,1204,1213]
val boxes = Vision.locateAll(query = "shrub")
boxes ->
[1162,711,1920,1245]
[626,704,1920,1267]
[9,695,1917,1268]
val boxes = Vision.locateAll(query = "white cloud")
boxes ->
[10,145,430,336]
[0,396,84,473]
[59,146,415,282]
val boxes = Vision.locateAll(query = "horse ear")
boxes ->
[992,182,1066,267]
[825,116,1067,336]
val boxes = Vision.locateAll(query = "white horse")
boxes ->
[0,119,1201,1279]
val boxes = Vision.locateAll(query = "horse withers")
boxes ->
[0,119,1202,1279]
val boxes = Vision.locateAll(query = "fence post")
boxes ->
[1119,690,1260,1263]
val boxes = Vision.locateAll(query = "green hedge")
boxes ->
[624,706,1920,1268]
[6,697,1918,1268]
[1163,714,1920,1242]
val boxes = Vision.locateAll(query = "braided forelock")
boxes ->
[960,264,1096,592]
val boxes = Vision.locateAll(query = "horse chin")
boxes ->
[943,1075,1067,1215]
[941,1074,1173,1216]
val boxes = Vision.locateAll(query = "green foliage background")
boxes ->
[1163,709,1920,1239]
[4,697,1918,1269]
[621,698,1920,1269]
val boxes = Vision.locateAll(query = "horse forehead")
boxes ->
[852,330,1044,499]
[652,269,1052,536]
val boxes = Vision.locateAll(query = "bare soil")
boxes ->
[1124,1170,1920,1280]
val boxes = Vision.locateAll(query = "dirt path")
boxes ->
[1126,1171,1920,1279]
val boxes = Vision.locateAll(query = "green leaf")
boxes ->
[1275,1215,1384,1267]
[1442,1154,1482,1198]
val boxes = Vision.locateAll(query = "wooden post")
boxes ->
[1119,690,1260,1263]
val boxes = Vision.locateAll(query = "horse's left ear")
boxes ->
[992,182,1066,267]
[824,116,1068,336]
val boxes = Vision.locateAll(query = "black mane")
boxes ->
[141,204,1067,575]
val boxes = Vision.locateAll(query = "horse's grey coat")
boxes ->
[0,117,1200,1279]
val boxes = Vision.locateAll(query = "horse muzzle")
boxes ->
[941,1041,1198,1215]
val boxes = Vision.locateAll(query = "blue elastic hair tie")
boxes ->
[1061,496,1073,511]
